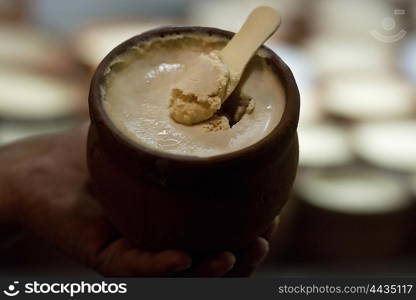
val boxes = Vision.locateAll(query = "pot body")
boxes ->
[87,26,300,253]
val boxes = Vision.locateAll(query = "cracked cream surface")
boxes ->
[102,33,285,157]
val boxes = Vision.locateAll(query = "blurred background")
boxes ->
[0,0,415,277]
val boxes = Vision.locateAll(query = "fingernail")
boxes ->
[210,252,236,275]
[256,237,270,262]
[173,258,192,272]
[225,251,237,267]
[173,263,191,272]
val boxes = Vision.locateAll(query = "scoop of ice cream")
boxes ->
[169,51,231,125]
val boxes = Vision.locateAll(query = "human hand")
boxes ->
[2,125,275,277]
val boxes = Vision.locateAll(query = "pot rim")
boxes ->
[89,26,300,165]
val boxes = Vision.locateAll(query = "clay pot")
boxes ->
[288,168,412,265]
[87,26,300,253]
[407,175,416,256]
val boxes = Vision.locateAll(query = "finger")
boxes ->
[262,216,280,242]
[244,237,270,266]
[225,237,269,277]
[93,239,192,277]
[182,251,236,277]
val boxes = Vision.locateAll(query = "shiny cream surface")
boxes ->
[103,32,285,157]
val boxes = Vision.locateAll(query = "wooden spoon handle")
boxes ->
[220,6,281,77]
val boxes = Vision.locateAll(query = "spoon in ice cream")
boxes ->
[170,6,281,125]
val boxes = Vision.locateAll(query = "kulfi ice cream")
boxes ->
[170,51,232,125]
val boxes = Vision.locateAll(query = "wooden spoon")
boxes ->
[220,6,281,99]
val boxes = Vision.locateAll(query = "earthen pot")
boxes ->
[87,26,300,253]
[288,168,412,265]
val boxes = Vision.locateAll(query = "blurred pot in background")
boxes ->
[287,168,412,266]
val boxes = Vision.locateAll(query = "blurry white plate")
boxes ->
[296,168,410,214]
[352,120,416,173]
[0,67,79,120]
[321,73,415,121]
[298,123,353,168]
